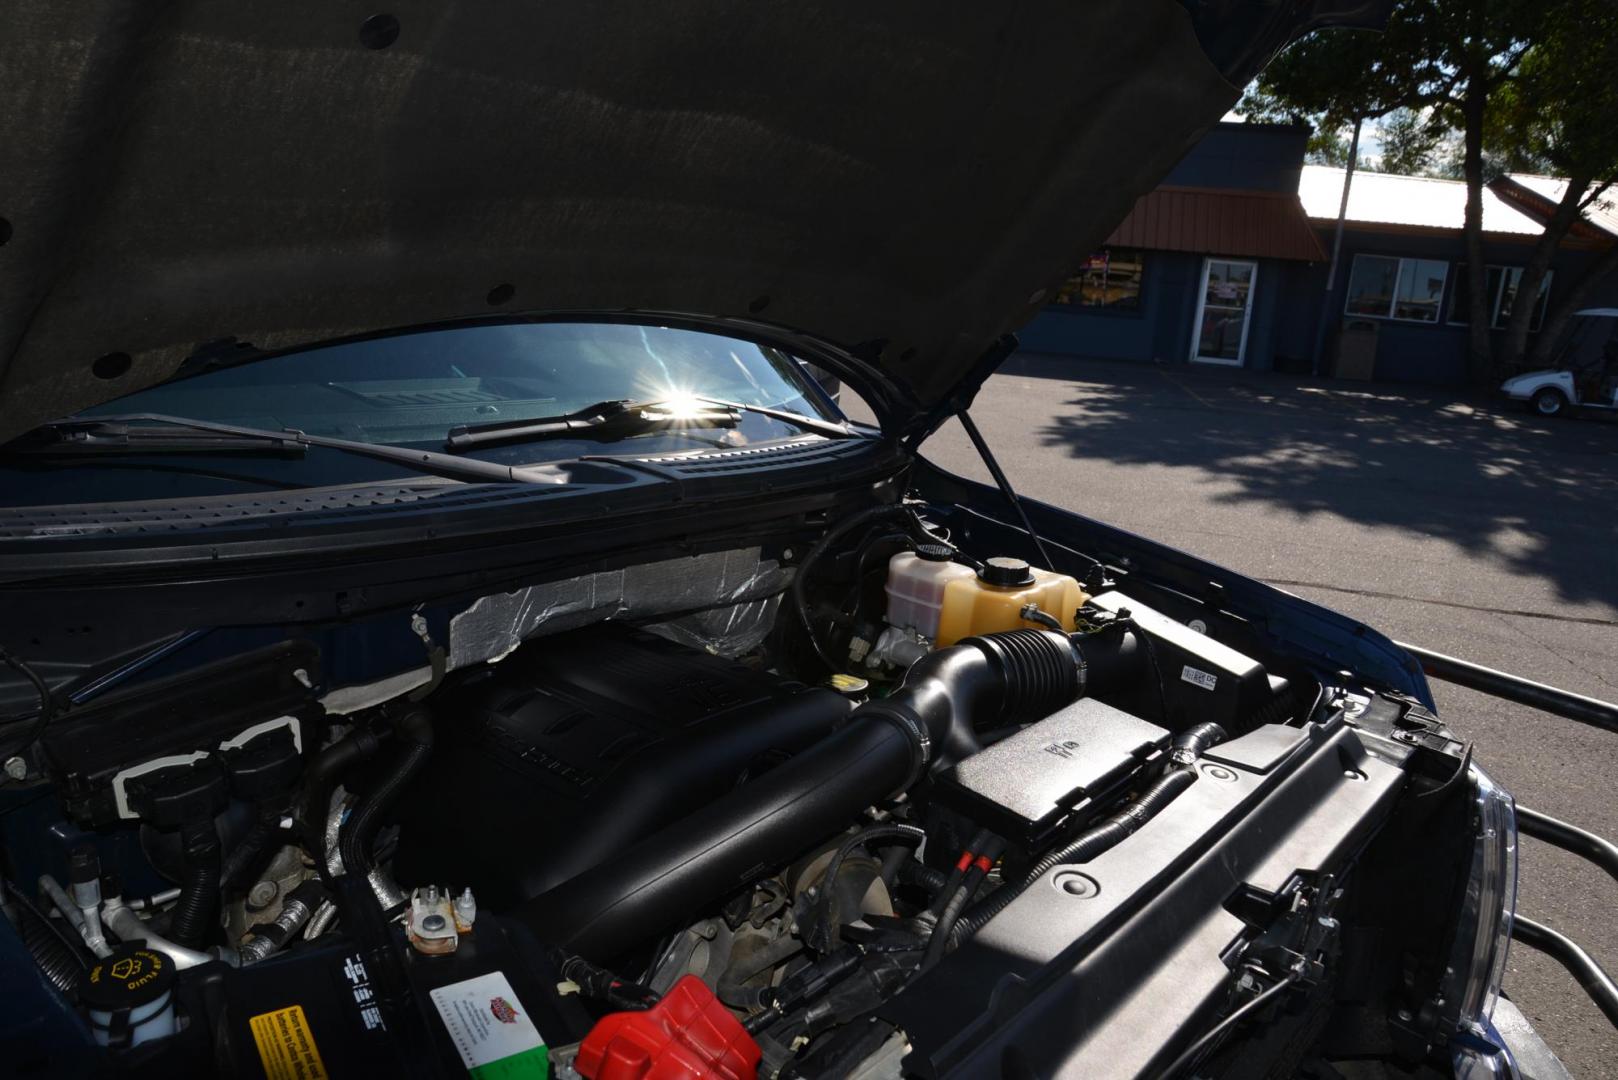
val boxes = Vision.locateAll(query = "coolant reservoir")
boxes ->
[884,545,977,639]
[935,556,1087,646]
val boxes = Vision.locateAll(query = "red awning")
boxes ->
[1105,186,1327,262]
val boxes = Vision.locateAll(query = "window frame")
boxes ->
[1342,253,1452,324]
[1447,263,1554,331]
[1049,247,1147,315]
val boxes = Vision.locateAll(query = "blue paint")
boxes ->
[1021,123,1618,385]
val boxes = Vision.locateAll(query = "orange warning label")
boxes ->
[250,1004,329,1080]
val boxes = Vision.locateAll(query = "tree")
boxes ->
[1374,109,1445,175]
[1308,126,1354,167]
[1241,0,1618,381]
[1487,0,1618,368]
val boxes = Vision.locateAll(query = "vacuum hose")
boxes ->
[946,722,1227,950]
[518,630,1086,959]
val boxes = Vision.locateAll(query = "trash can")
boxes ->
[1334,319,1379,381]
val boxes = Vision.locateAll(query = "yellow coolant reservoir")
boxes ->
[935,557,1088,647]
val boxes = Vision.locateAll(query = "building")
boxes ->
[1020,122,1618,385]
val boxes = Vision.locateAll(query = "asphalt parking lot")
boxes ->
[848,354,1618,1076]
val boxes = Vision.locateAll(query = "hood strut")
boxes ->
[955,409,1054,572]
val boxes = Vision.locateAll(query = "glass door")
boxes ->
[1191,258,1257,366]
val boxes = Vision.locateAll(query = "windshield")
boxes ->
[82,322,833,441]
[0,321,843,509]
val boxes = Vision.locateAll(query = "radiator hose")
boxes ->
[945,722,1227,951]
[337,706,434,912]
[519,630,1087,959]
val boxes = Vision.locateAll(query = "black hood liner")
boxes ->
[0,1,1378,440]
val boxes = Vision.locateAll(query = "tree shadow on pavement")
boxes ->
[1024,357,1618,611]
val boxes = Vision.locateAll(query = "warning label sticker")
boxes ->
[429,972,548,1079]
[250,1004,329,1080]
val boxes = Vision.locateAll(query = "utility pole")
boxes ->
[1311,116,1363,376]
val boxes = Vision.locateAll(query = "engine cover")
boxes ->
[392,624,850,909]
[932,698,1168,846]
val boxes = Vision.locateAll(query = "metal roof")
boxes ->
[1105,186,1327,261]
[1297,165,1545,234]
[1496,174,1618,239]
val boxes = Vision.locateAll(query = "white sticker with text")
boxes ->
[1181,665,1218,692]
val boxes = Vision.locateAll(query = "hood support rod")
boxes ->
[955,409,1054,571]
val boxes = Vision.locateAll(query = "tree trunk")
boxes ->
[1461,71,1493,383]
[1529,241,1618,367]
[1498,175,1597,370]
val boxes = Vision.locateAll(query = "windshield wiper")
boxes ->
[11,414,569,486]
[445,396,851,451]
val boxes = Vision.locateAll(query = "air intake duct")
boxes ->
[516,629,1086,959]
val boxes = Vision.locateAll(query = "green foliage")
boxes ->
[1373,109,1446,175]
[1488,0,1618,182]
[1237,0,1538,131]
[1307,126,1353,167]
[1239,0,1618,376]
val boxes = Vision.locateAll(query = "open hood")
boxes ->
[0,1,1384,440]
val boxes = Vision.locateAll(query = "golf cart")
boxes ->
[1500,307,1618,417]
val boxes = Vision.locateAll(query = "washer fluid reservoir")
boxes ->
[934,556,1088,647]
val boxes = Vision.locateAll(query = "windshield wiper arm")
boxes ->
[16,414,568,486]
[686,396,853,439]
[446,396,850,451]
[9,422,309,457]
[446,399,737,450]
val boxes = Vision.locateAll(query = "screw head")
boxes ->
[3,756,27,781]
[1201,763,1238,783]
[421,913,447,932]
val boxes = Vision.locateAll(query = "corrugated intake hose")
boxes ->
[518,630,1087,959]
[337,706,433,911]
[945,722,1227,951]
[168,818,222,949]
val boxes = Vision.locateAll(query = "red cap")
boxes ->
[575,975,761,1080]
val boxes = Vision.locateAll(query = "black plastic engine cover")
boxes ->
[1088,591,1285,733]
[932,698,1168,846]
[392,624,850,909]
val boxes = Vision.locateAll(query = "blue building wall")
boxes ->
[1312,229,1618,385]
[1017,121,1618,386]
[1023,252,1297,370]
[1160,123,1308,193]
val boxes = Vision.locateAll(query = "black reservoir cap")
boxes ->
[978,556,1035,587]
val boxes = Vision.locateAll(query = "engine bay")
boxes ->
[0,498,1470,1079]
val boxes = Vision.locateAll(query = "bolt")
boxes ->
[1201,763,1238,783]
[1343,769,1366,781]
[247,880,279,911]
[1396,1008,1413,1023]
[422,913,446,932]
[3,756,26,781]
